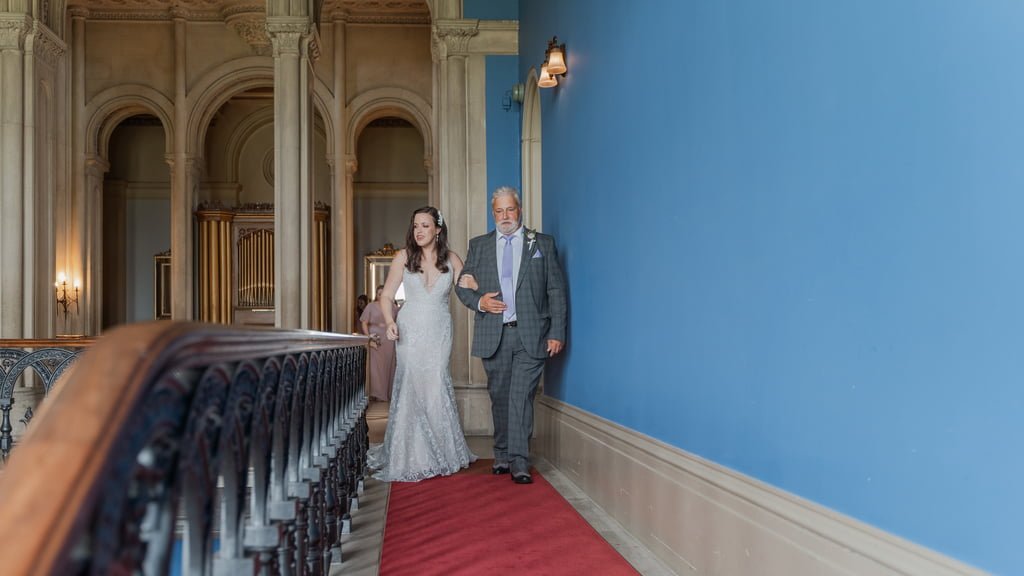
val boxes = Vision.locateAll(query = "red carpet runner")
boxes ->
[379,462,640,575]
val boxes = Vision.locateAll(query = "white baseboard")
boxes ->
[535,397,986,576]
[455,386,494,436]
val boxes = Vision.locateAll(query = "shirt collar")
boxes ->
[496,225,524,242]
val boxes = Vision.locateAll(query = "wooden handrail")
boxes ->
[0,321,370,575]
[0,337,97,348]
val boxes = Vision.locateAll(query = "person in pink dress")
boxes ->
[361,285,397,401]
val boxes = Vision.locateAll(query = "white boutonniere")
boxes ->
[525,229,536,250]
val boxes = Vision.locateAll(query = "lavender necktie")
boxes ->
[500,235,516,322]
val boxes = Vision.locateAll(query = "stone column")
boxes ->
[423,158,435,208]
[432,20,478,387]
[67,7,87,333]
[24,23,66,337]
[330,13,351,333]
[343,156,357,314]
[268,18,314,329]
[169,9,194,321]
[83,154,108,335]
[0,14,30,337]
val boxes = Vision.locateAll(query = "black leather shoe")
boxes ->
[492,463,510,475]
[512,472,533,484]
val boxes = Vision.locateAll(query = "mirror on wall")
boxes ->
[364,243,405,304]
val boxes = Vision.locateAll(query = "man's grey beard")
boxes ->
[498,221,520,233]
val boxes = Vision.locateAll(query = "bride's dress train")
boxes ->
[367,265,476,481]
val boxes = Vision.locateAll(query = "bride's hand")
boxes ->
[385,322,399,341]
[458,273,479,291]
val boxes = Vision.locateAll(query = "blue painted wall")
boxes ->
[484,55,521,230]
[464,0,518,20]
[520,1,1024,573]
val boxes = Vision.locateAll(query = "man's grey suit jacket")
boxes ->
[456,229,567,360]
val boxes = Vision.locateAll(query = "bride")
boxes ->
[367,206,477,481]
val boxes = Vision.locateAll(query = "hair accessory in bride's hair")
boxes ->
[436,211,444,227]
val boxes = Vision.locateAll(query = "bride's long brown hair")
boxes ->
[404,206,450,273]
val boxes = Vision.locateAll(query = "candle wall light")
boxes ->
[55,272,80,325]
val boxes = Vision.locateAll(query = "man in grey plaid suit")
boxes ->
[455,186,567,484]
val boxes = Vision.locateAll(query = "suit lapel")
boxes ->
[483,231,500,287]
[516,228,536,290]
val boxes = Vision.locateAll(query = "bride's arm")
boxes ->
[449,252,464,284]
[451,252,479,290]
[381,250,407,340]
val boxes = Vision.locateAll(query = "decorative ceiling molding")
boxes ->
[334,13,429,25]
[69,0,223,12]
[221,2,264,17]
[68,8,224,21]
[325,0,429,24]
[68,0,429,23]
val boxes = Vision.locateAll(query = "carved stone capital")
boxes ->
[27,22,67,67]
[67,6,90,19]
[267,18,310,57]
[165,154,205,179]
[345,157,358,175]
[226,12,271,56]
[432,19,479,58]
[186,157,205,180]
[422,158,433,176]
[0,15,32,50]
[271,32,301,56]
[84,155,110,179]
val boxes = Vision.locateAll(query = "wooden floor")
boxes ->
[331,401,675,576]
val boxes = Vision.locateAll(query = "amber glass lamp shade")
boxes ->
[546,45,566,75]
[538,63,558,88]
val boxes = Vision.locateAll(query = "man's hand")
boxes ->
[546,339,564,357]
[479,291,507,314]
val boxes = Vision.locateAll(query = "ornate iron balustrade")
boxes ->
[0,322,369,576]
[0,337,95,462]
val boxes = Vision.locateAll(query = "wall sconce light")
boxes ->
[55,272,80,324]
[539,36,567,89]
[502,82,525,111]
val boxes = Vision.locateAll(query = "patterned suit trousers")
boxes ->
[482,324,545,466]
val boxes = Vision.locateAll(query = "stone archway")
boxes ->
[346,86,434,200]
[333,87,435,330]
[521,68,543,231]
[85,86,175,159]
[81,86,175,333]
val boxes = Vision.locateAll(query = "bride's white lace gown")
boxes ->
[367,265,477,481]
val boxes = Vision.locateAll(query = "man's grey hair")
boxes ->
[492,186,521,207]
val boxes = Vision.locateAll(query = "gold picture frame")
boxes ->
[365,243,399,301]
[154,251,172,319]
